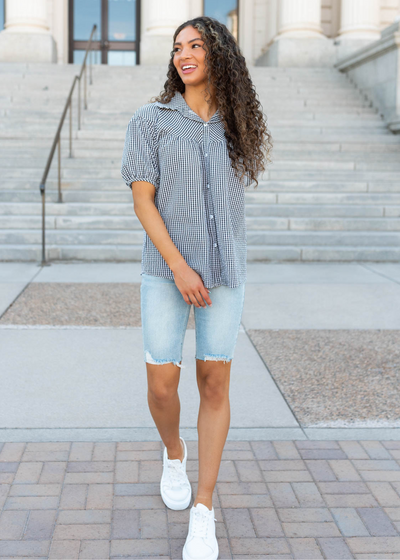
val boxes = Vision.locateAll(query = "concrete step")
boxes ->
[2,189,400,206]
[247,245,400,262]
[257,181,400,192]
[2,141,399,155]
[112,106,383,115]
[0,202,136,216]
[1,244,399,263]
[267,171,400,181]
[73,129,392,142]
[248,192,400,204]
[73,115,384,128]
[8,153,400,167]
[245,203,389,217]
[1,215,400,232]
[10,154,400,169]
[1,228,400,247]
[1,177,399,194]
[0,122,390,138]
[3,179,399,194]
[0,190,132,203]
[0,202,391,218]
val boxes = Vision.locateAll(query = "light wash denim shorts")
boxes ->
[140,273,246,368]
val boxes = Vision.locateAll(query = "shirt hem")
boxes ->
[141,267,246,290]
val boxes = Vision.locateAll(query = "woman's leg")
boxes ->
[146,362,184,461]
[194,359,232,510]
[140,273,190,462]
[193,281,246,510]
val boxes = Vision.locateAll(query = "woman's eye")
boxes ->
[173,43,201,52]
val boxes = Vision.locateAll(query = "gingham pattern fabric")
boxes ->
[121,90,252,289]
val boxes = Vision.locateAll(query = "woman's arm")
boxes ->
[132,181,212,308]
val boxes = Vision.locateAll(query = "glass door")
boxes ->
[69,0,140,65]
[203,0,238,42]
[0,0,5,30]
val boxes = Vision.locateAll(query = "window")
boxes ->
[204,0,238,41]
[73,0,101,41]
[69,0,139,64]
[0,0,5,30]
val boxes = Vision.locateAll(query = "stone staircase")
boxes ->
[0,62,399,262]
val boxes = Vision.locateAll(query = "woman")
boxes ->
[121,16,272,560]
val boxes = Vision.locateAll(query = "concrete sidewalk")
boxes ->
[1,262,400,441]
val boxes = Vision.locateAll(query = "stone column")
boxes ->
[337,0,381,59]
[257,0,335,66]
[140,0,190,65]
[0,0,57,62]
[338,0,381,39]
[277,0,324,38]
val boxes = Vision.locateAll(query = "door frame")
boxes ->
[68,0,141,64]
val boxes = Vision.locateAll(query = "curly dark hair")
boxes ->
[149,16,273,188]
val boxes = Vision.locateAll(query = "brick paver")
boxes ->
[0,440,400,558]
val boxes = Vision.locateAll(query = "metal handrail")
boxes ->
[39,24,97,266]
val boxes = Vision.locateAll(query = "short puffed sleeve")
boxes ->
[121,114,160,189]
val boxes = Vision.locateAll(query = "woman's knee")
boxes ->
[148,382,178,406]
[147,364,180,406]
[199,374,230,406]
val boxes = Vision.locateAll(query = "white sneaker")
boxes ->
[182,503,219,560]
[160,436,192,510]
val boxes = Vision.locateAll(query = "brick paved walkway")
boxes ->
[1,440,400,559]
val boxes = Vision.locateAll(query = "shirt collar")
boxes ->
[155,90,221,123]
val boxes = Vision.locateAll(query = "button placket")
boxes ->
[203,122,218,253]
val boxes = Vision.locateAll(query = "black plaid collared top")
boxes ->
[121,90,252,289]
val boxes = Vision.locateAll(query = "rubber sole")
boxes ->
[182,541,219,560]
[160,478,192,510]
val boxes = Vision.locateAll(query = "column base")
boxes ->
[0,31,57,63]
[256,37,336,67]
[140,34,174,65]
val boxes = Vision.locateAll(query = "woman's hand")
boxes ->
[171,261,212,308]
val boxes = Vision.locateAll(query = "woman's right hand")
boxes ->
[171,261,212,308]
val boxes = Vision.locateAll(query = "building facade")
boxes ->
[0,0,399,66]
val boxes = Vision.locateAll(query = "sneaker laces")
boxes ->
[166,459,189,489]
[191,508,209,538]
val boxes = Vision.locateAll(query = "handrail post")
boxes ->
[40,183,46,266]
[57,137,62,203]
[84,64,87,110]
[90,47,93,85]
[69,98,73,158]
[78,76,81,130]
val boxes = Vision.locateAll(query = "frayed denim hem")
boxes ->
[196,354,233,364]
[144,350,185,368]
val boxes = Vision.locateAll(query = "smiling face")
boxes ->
[173,25,208,87]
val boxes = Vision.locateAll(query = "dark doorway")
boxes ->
[69,0,140,65]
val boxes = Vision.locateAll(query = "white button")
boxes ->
[204,123,208,127]
[210,215,213,219]
[207,184,210,188]
[213,243,217,247]
[205,153,208,157]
